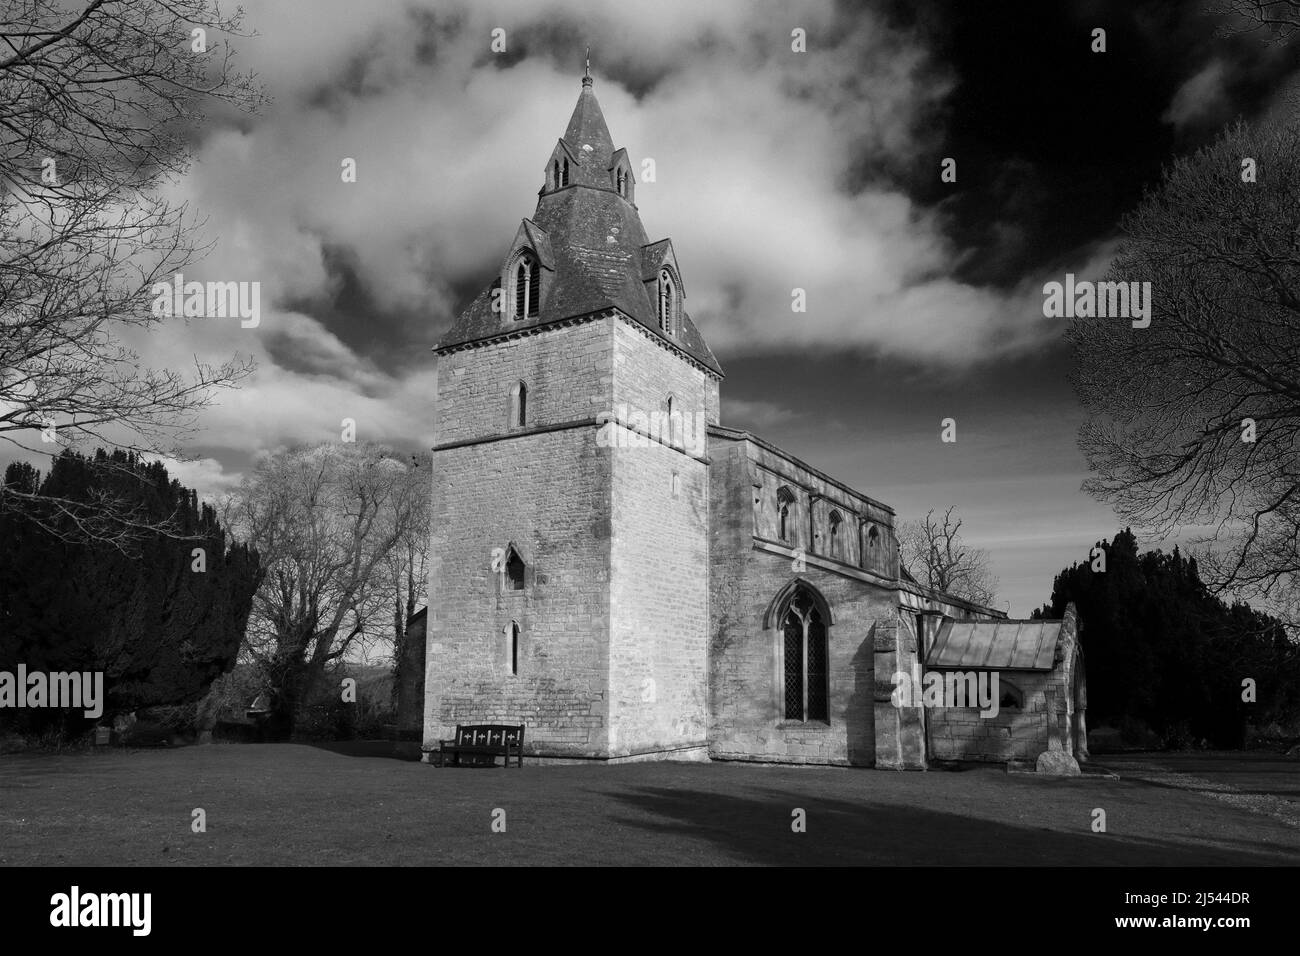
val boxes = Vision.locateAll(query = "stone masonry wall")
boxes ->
[926,670,1054,763]
[609,318,721,428]
[425,427,612,755]
[425,321,617,757]
[605,320,717,757]
[708,435,887,766]
[435,316,616,446]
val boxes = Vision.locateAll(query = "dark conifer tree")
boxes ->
[1035,529,1300,747]
[0,450,262,736]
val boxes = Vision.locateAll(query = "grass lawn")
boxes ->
[1,744,1298,865]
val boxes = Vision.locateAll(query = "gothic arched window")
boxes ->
[777,485,795,542]
[514,253,540,319]
[864,523,880,565]
[658,269,677,334]
[552,160,560,190]
[505,546,526,591]
[829,510,843,558]
[561,159,570,187]
[781,586,829,722]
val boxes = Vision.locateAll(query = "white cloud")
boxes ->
[1163,59,1229,129]
[149,455,242,503]
[82,0,1078,483]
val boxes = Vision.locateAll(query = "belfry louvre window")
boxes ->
[658,269,675,333]
[515,254,540,319]
[562,158,570,186]
[782,588,828,722]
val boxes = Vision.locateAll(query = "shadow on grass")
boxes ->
[602,785,1298,866]
[306,739,423,762]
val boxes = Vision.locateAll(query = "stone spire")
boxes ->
[563,60,613,165]
[436,60,722,376]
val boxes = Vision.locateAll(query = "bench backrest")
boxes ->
[454,724,525,748]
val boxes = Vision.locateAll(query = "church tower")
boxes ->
[425,65,723,762]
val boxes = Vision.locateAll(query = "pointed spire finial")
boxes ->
[583,47,593,88]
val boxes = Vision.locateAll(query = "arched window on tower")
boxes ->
[505,546,526,591]
[780,585,830,722]
[509,381,528,428]
[777,485,795,542]
[562,159,570,187]
[829,510,843,559]
[658,269,675,334]
[514,253,540,320]
[552,160,560,190]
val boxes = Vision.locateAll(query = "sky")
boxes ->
[18,0,1300,616]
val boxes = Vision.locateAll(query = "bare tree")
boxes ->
[1069,111,1300,623]
[898,506,999,607]
[0,1,262,543]
[222,443,428,738]
[1208,1,1300,41]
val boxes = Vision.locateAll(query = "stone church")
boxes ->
[419,69,1087,771]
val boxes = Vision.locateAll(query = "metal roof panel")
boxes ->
[927,618,1062,671]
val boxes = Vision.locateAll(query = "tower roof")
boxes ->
[437,68,721,376]
[562,74,615,168]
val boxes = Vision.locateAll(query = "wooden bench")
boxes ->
[433,724,525,768]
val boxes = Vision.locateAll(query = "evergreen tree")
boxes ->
[1036,529,1300,747]
[0,450,262,736]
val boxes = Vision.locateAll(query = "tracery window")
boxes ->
[781,587,829,722]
